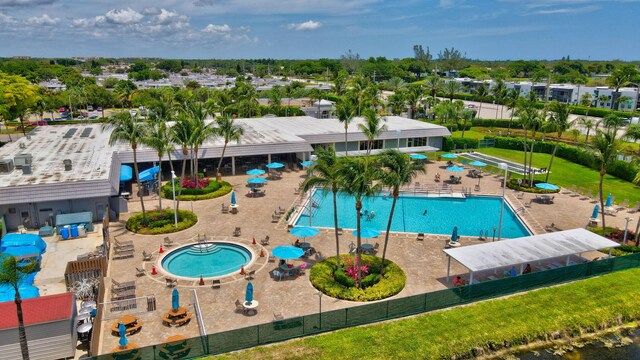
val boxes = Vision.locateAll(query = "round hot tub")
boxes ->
[161,242,253,278]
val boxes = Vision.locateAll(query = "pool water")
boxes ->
[161,242,253,278]
[296,190,530,239]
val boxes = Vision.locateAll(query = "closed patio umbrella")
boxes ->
[605,193,613,207]
[451,226,459,242]
[171,288,179,311]
[592,204,599,219]
[245,282,254,304]
[118,322,128,349]
[230,191,237,205]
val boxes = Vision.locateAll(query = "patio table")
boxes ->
[243,300,259,315]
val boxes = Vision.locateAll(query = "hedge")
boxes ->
[309,254,406,301]
[472,119,522,129]
[443,137,480,151]
[487,136,639,182]
[161,178,232,201]
[126,209,197,235]
[506,178,560,193]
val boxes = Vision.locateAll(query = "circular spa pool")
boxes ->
[161,242,253,278]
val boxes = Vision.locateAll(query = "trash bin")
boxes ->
[70,225,79,238]
[78,225,86,237]
[61,226,70,240]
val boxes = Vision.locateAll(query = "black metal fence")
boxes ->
[93,252,640,359]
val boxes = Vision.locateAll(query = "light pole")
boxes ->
[497,162,509,241]
[396,129,401,150]
[623,217,632,244]
[316,291,323,329]
[171,170,177,228]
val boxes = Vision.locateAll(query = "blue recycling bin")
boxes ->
[61,227,70,240]
[70,225,79,238]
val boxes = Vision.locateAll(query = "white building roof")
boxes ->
[443,228,619,272]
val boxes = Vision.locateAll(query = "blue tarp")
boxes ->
[0,245,42,258]
[120,165,133,182]
[0,234,47,254]
[139,166,159,182]
[0,285,40,302]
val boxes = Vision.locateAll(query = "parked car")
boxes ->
[87,105,93,111]
[58,107,66,113]
[76,116,85,121]
[43,117,52,122]
[28,120,48,127]
[97,107,103,111]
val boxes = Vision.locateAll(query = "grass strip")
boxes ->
[212,267,640,360]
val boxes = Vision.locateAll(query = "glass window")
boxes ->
[359,140,383,151]
[407,137,427,147]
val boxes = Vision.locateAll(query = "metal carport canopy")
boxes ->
[443,228,620,273]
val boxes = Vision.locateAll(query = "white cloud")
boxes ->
[533,5,598,14]
[0,0,56,7]
[0,11,16,24]
[285,20,321,31]
[202,23,231,33]
[25,13,60,26]
[104,8,143,25]
[153,9,187,25]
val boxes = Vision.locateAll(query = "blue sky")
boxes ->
[0,0,638,60]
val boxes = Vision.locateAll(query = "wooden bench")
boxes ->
[174,314,192,327]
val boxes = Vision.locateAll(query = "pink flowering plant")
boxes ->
[342,257,370,280]
[181,177,210,189]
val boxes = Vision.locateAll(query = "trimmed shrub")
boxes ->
[126,209,197,235]
[310,254,406,301]
[506,178,560,193]
[161,178,232,201]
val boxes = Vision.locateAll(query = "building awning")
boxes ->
[336,146,440,157]
[444,228,619,272]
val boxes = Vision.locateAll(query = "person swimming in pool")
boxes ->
[423,209,428,215]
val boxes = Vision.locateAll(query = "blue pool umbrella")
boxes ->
[451,226,459,242]
[441,153,458,159]
[592,204,600,219]
[266,162,285,169]
[245,282,254,304]
[119,165,133,182]
[409,153,428,160]
[605,193,613,207]
[290,226,319,238]
[469,161,487,167]
[247,177,268,184]
[300,161,316,167]
[246,169,265,176]
[352,228,381,238]
[118,322,128,348]
[446,165,465,172]
[272,246,304,260]
[230,191,237,205]
[535,183,559,191]
[171,288,179,311]
[139,166,159,182]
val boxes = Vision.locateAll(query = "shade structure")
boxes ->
[441,153,458,159]
[289,226,319,239]
[245,282,254,304]
[592,204,600,219]
[535,183,559,191]
[171,288,179,311]
[410,153,428,160]
[352,228,381,238]
[469,161,487,167]
[451,226,459,242]
[266,162,285,169]
[272,246,304,260]
[446,165,465,172]
[300,161,316,167]
[230,191,237,205]
[246,169,265,176]
[139,166,159,182]
[605,193,613,207]
[118,322,128,348]
[247,177,268,184]
[120,165,133,182]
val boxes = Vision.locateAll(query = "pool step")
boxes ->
[185,243,222,255]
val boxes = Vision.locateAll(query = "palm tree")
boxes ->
[592,126,621,232]
[473,83,490,118]
[504,89,520,134]
[215,116,244,179]
[515,92,541,185]
[491,79,507,118]
[378,150,425,274]
[0,256,38,360]
[336,157,381,286]
[444,81,461,102]
[267,85,283,115]
[171,114,194,210]
[301,147,343,266]
[544,101,571,182]
[335,99,356,156]
[578,117,596,143]
[104,112,148,224]
[423,76,444,101]
[180,101,215,186]
[142,117,172,209]
[404,84,423,119]
[359,108,388,156]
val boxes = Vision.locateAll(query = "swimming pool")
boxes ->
[161,242,253,278]
[295,190,530,239]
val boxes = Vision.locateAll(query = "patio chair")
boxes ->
[273,311,284,321]
[233,227,241,237]
[165,277,178,288]
[245,270,256,280]
[272,213,280,223]
[221,204,229,213]
[268,254,276,262]
[111,290,135,301]
[163,237,174,247]
[142,250,153,261]
[628,202,640,213]
[616,199,629,211]
[337,228,344,235]
[114,237,134,248]
[272,270,285,281]
[260,236,270,246]
[135,267,145,277]
[211,279,221,289]
[416,233,425,241]
[373,242,380,253]
[235,299,248,314]
[294,187,301,195]
[112,279,136,291]
[278,206,286,215]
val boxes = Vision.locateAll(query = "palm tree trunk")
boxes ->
[381,193,398,275]
[528,138,535,185]
[355,200,362,287]
[177,152,188,211]
[15,294,30,360]
[461,118,467,138]
[585,128,591,143]
[157,156,163,210]
[545,142,558,183]
[344,125,348,157]
[507,113,513,135]
[133,148,147,225]
[477,103,483,119]
[194,146,200,188]
[522,129,528,183]
[332,190,341,267]
[599,172,606,232]
[216,141,229,178]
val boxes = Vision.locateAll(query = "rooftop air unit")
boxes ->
[14,153,33,169]
[22,164,31,175]
[63,159,72,171]
[0,159,14,173]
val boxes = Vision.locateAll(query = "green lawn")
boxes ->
[213,267,640,360]
[451,129,486,140]
[476,147,640,205]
